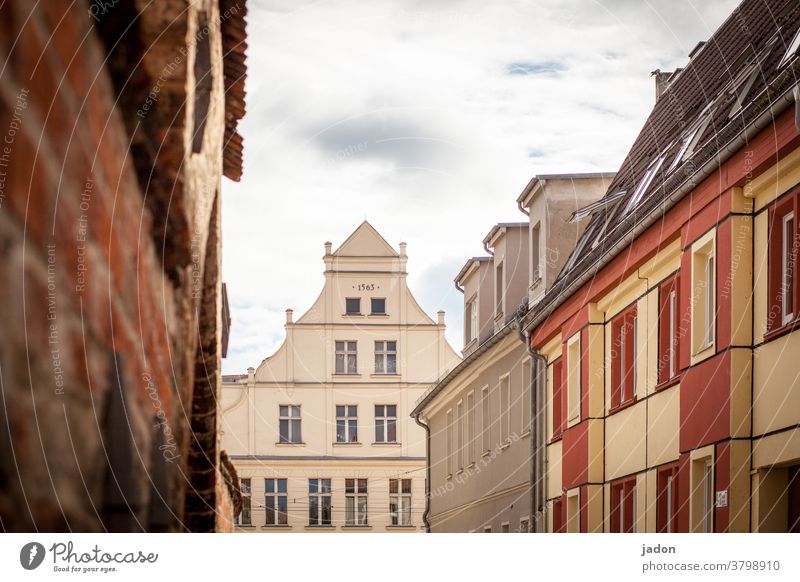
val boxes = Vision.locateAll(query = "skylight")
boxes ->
[622,155,665,215]
[778,27,800,68]
[668,110,714,172]
[567,190,626,224]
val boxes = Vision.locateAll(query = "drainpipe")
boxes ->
[516,311,547,532]
[413,412,432,532]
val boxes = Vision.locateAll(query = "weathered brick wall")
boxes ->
[0,0,240,531]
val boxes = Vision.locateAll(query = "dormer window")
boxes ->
[345,298,361,315]
[371,298,386,315]
[495,262,504,317]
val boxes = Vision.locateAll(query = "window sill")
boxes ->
[499,442,510,451]
[333,442,362,446]
[368,313,389,318]
[608,397,638,416]
[386,525,416,530]
[371,373,401,378]
[235,524,255,529]
[467,462,476,469]
[655,376,680,392]
[275,442,306,446]
[342,313,364,317]
[446,474,453,481]
[764,318,800,342]
[456,468,464,475]
[372,442,401,446]
[305,525,335,530]
[333,373,361,377]
[342,525,372,530]
[261,525,291,530]
[549,433,563,444]
[520,430,531,439]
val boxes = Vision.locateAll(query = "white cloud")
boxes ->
[222,0,739,373]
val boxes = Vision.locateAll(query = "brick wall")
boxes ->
[0,0,245,532]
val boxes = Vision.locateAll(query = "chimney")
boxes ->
[651,69,673,102]
[324,241,332,255]
[286,308,294,324]
[399,242,407,257]
[437,310,445,326]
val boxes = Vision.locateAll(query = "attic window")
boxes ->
[778,28,800,69]
[568,190,626,224]
[622,155,665,215]
[728,66,760,118]
[668,108,714,172]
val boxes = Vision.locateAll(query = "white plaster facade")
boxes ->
[221,221,460,531]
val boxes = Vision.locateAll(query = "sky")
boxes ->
[221,0,739,374]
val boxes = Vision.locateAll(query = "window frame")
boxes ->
[335,340,358,375]
[566,334,581,426]
[467,391,475,464]
[611,305,637,409]
[495,261,504,318]
[345,297,361,315]
[389,478,412,526]
[456,399,464,471]
[691,233,716,358]
[370,297,386,315]
[768,191,798,334]
[278,404,302,444]
[656,464,679,533]
[308,478,332,526]
[345,478,368,526]
[264,478,288,526]
[499,373,511,443]
[374,404,398,443]
[551,357,564,440]
[374,340,397,375]
[237,478,252,526]
[335,405,358,443]
[610,477,637,533]
[481,385,490,453]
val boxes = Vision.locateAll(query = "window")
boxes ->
[308,479,332,526]
[778,27,800,68]
[500,374,510,442]
[495,262,504,317]
[279,405,301,443]
[345,478,368,526]
[446,409,454,476]
[501,522,510,533]
[345,297,361,315]
[520,518,530,533]
[623,155,665,214]
[374,341,397,374]
[191,11,212,153]
[375,405,397,443]
[658,277,680,383]
[481,386,490,453]
[457,400,464,470]
[668,110,713,171]
[335,341,357,374]
[566,334,581,425]
[522,362,531,434]
[465,298,478,344]
[611,478,636,533]
[691,238,715,354]
[371,297,386,315]
[265,478,288,526]
[237,478,251,525]
[657,465,679,533]
[566,491,580,533]
[552,358,564,438]
[702,460,714,533]
[611,306,637,408]
[531,223,541,285]
[336,405,358,443]
[483,526,492,533]
[389,479,412,526]
[769,194,798,331]
[467,391,475,463]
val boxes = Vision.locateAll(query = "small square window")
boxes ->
[371,298,386,315]
[345,298,361,315]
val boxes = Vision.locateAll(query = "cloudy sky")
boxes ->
[221,0,739,374]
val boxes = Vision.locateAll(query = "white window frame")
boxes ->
[668,289,677,378]
[237,478,251,525]
[389,478,412,526]
[566,334,581,426]
[374,340,397,374]
[345,478,368,526]
[335,341,358,375]
[778,27,800,68]
[624,155,665,213]
[467,391,475,464]
[782,211,795,325]
[470,298,478,341]
[374,404,397,443]
[264,478,288,526]
[279,405,302,444]
[481,386,490,453]
[704,253,715,348]
[308,478,332,526]
[703,460,714,533]
[335,405,358,443]
[691,233,716,359]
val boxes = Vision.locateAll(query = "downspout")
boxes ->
[516,311,547,532]
[413,412,432,532]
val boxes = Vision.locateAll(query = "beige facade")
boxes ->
[221,222,460,531]
[413,174,610,532]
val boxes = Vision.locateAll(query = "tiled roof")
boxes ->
[528,0,800,329]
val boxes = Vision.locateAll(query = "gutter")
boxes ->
[523,86,797,336]
[515,311,547,532]
[412,413,432,532]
